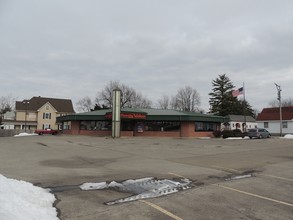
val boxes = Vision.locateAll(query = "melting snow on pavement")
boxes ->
[0,174,59,220]
[283,134,293,139]
[14,132,38,137]
[80,177,192,205]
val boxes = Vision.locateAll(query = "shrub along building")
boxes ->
[57,108,226,138]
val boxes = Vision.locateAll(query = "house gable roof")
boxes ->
[37,102,57,112]
[257,106,293,121]
[16,96,75,113]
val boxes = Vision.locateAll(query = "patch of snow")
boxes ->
[14,132,38,137]
[122,177,154,185]
[80,182,108,190]
[80,177,192,205]
[0,174,59,220]
[225,137,249,140]
[226,174,252,181]
[283,134,293,139]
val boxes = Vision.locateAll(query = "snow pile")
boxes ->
[0,174,59,220]
[14,132,38,137]
[225,137,249,140]
[283,134,293,139]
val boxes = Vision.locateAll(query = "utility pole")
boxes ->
[275,83,282,136]
[23,101,30,132]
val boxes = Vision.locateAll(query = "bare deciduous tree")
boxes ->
[173,86,201,112]
[0,94,16,114]
[283,98,293,106]
[76,96,93,112]
[269,98,293,107]
[157,95,170,109]
[96,81,152,108]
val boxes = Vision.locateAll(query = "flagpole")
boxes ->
[243,82,247,132]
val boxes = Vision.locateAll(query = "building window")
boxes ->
[43,124,50,129]
[282,122,288,128]
[195,122,219,132]
[143,121,180,132]
[43,113,51,119]
[63,122,70,130]
[264,122,269,128]
[80,121,111,130]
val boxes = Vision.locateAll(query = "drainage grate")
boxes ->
[80,177,192,205]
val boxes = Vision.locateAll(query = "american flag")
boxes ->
[232,87,244,97]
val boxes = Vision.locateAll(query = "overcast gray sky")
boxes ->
[1,0,292,112]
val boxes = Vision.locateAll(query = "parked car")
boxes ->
[34,128,58,135]
[222,129,246,139]
[247,128,271,139]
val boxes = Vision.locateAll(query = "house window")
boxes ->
[43,124,50,129]
[264,122,269,128]
[282,122,288,128]
[43,113,51,119]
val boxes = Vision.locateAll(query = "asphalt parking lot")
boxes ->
[0,135,292,220]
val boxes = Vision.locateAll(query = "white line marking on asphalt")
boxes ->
[212,166,293,182]
[259,174,293,182]
[140,200,183,220]
[211,166,241,173]
[213,184,293,207]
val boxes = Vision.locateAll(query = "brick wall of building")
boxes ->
[62,121,215,138]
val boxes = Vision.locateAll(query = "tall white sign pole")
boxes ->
[112,89,121,138]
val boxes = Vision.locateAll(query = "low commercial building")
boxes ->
[222,115,257,132]
[57,108,226,138]
[0,111,15,129]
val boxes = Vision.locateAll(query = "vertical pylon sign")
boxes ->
[112,89,121,138]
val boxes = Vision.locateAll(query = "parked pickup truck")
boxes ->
[34,128,58,135]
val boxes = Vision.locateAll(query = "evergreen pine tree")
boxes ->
[209,74,235,116]
[209,74,255,117]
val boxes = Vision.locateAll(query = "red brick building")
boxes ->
[57,108,226,138]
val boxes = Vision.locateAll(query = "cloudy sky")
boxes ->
[1,0,292,112]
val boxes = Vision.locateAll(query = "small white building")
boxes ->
[222,115,257,132]
[257,106,293,135]
[0,111,15,129]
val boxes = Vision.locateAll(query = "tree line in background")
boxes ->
[75,76,293,118]
[1,75,293,119]
[76,80,201,113]
[269,98,293,108]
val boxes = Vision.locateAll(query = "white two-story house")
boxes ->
[15,96,75,131]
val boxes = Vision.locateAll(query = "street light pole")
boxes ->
[23,101,30,132]
[274,83,282,136]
